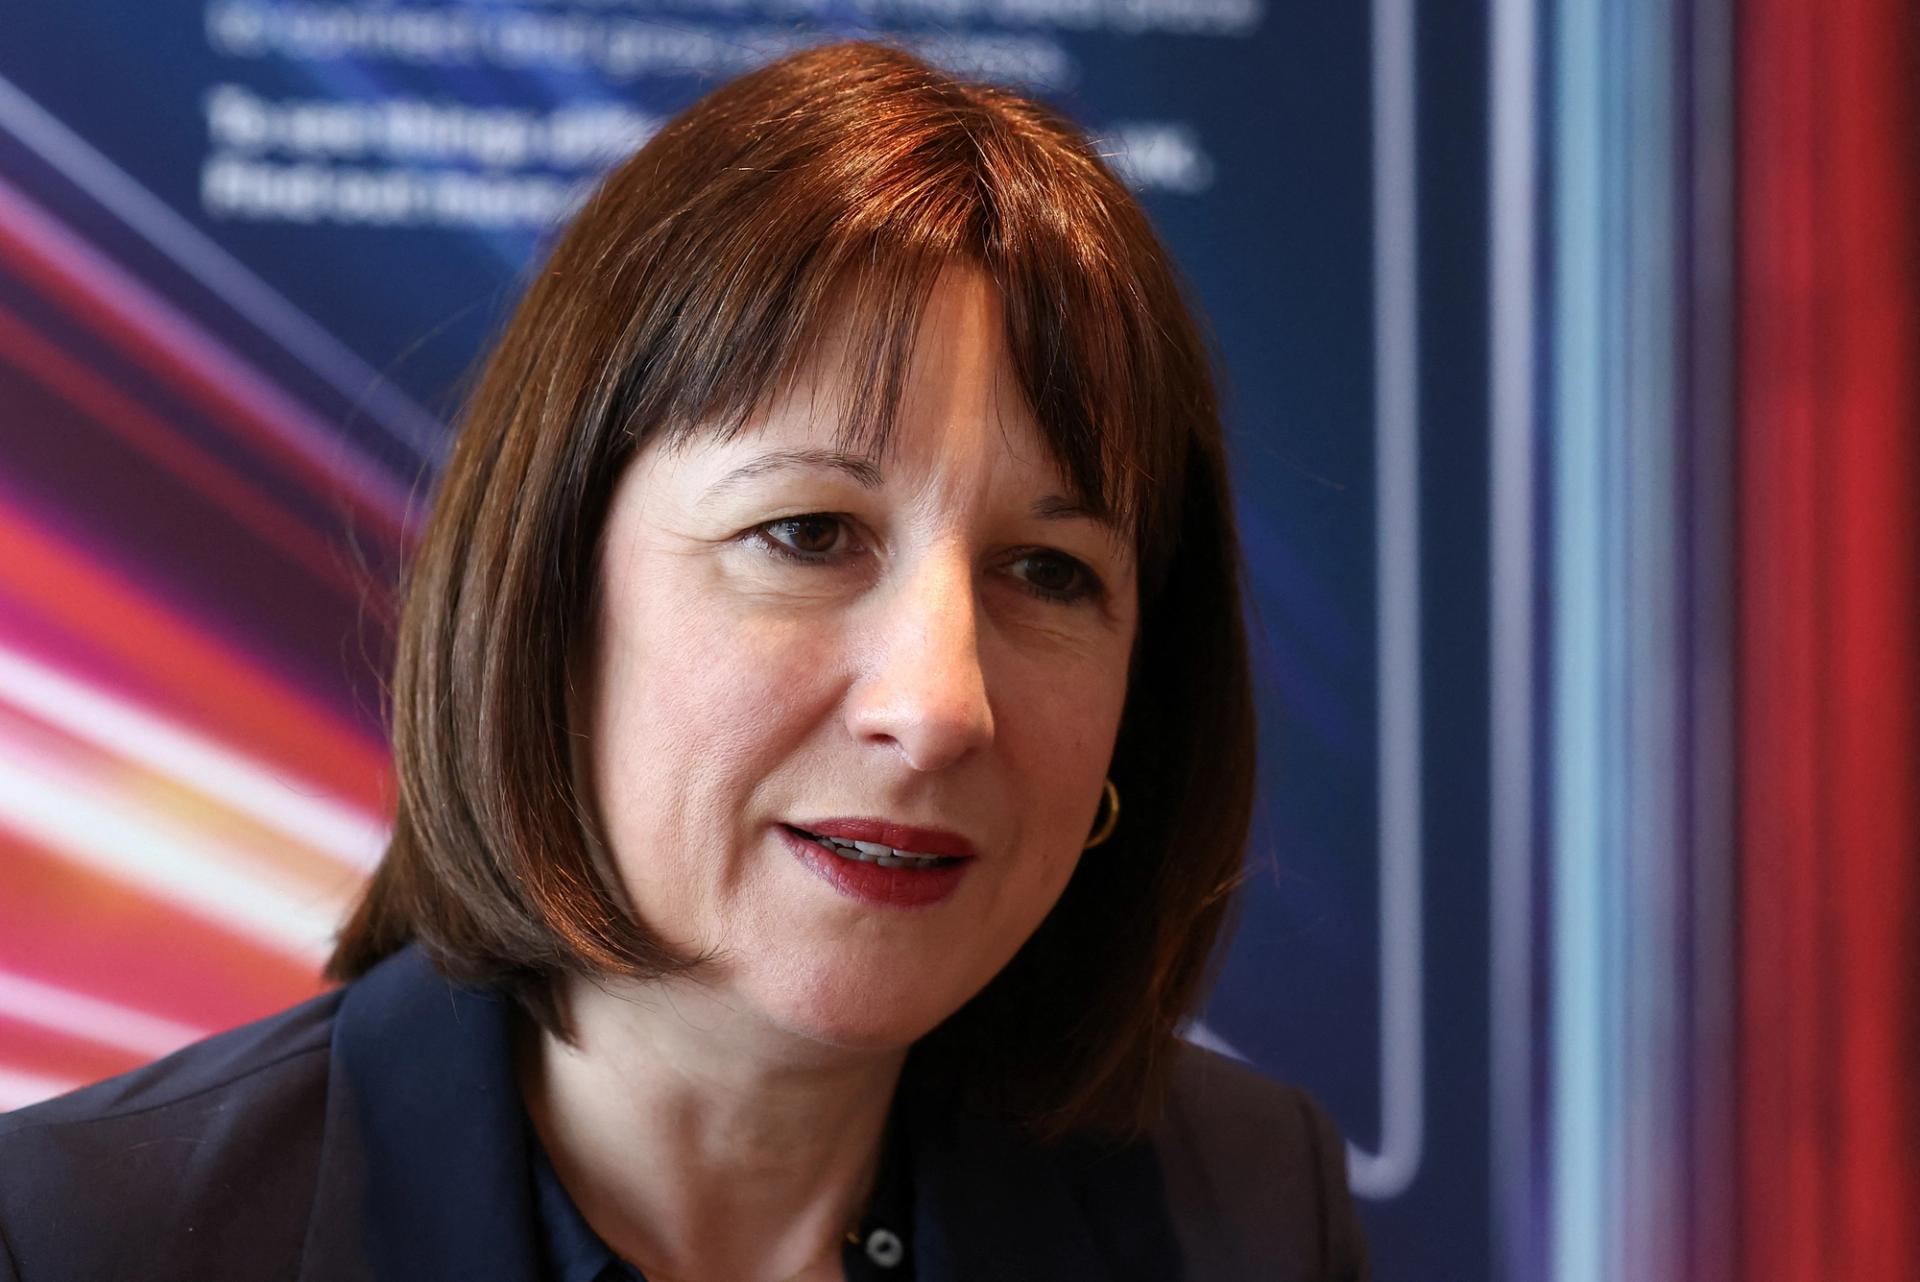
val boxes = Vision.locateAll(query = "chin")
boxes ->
[754,959,970,1054]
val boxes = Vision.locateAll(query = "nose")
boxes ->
[845,546,995,772]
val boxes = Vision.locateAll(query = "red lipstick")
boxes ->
[779,819,976,909]
[795,818,979,860]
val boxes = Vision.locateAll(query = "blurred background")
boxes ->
[0,1,1913,1278]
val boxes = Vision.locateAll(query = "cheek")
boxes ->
[604,578,834,748]
[999,652,1127,812]
[589,592,842,883]
[986,652,1128,915]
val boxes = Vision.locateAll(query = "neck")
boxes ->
[518,972,907,1282]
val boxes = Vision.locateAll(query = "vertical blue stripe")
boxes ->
[1621,0,1682,1274]
[1550,0,1608,1278]
[1486,0,1538,1275]
[1544,0,1698,1277]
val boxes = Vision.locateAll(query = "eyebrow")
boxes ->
[703,448,884,502]
[703,447,1118,530]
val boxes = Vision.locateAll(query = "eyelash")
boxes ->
[747,514,1106,607]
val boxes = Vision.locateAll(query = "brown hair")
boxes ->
[329,39,1256,1140]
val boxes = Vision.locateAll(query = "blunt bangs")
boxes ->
[562,45,1195,599]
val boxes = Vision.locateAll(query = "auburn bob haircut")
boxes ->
[329,39,1257,1141]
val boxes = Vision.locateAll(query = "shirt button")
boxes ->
[864,1227,905,1269]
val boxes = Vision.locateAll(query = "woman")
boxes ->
[0,41,1368,1282]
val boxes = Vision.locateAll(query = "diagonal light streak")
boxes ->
[0,971,209,1061]
[0,1065,79,1111]
[0,503,390,808]
[0,745,348,967]
[0,299,371,600]
[0,644,385,873]
[1178,1017,1247,1062]
[0,69,446,466]
[0,173,413,537]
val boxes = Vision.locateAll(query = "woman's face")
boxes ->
[582,269,1138,1053]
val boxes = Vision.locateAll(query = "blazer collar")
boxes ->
[300,946,541,1282]
[298,945,1146,1282]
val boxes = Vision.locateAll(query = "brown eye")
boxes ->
[1013,551,1099,604]
[762,515,844,558]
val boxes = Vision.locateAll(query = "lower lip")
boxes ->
[779,826,972,908]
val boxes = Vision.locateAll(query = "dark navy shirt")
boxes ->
[527,1107,918,1282]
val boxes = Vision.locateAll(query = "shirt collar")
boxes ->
[526,1067,921,1282]
[529,1131,638,1282]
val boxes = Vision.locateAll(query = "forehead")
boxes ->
[677,270,1108,517]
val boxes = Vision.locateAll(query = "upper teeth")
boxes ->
[818,836,945,868]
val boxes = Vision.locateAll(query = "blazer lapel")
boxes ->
[298,947,544,1282]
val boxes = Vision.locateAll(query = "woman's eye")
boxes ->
[1012,551,1101,604]
[755,514,847,560]
[749,520,1100,604]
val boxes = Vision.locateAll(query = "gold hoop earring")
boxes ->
[1083,778,1120,850]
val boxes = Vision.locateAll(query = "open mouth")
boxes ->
[784,825,963,870]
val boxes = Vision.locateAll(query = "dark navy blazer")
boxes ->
[0,946,1368,1281]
